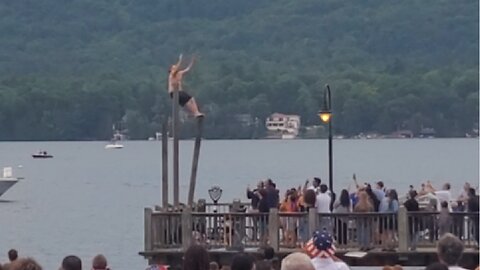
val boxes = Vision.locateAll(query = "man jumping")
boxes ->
[168,54,204,117]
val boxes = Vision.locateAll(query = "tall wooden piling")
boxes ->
[188,117,203,206]
[172,90,180,207]
[162,122,169,209]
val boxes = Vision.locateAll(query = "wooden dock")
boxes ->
[140,203,479,268]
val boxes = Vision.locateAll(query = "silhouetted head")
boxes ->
[443,183,451,191]
[313,177,321,187]
[264,246,275,260]
[61,255,82,270]
[339,189,350,208]
[289,189,298,201]
[209,262,219,270]
[255,261,271,270]
[281,252,314,270]
[437,233,464,266]
[388,189,398,201]
[376,181,384,190]
[8,249,18,261]
[183,245,209,270]
[425,262,448,270]
[441,201,449,209]
[92,254,108,270]
[231,253,255,270]
[320,184,328,194]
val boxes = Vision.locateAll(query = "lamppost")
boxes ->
[318,84,334,210]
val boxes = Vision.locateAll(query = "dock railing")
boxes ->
[144,205,479,253]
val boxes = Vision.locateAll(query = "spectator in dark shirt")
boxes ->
[265,179,279,209]
[404,190,420,250]
[246,181,264,242]
[258,188,270,247]
[231,253,255,270]
[467,188,479,245]
[467,188,479,212]
[246,181,264,211]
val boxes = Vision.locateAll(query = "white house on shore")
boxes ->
[265,113,301,139]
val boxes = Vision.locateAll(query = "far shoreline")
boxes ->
[0,137,479,143]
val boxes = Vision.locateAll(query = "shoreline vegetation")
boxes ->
[0,1,477,141]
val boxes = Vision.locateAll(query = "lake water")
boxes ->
[0,139,478,270]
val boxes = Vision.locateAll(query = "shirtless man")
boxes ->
[168,54,203,117]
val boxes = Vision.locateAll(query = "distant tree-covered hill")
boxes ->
[0,0,477,140]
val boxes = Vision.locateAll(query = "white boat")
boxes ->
[105,141,124,149]
[0,167,22,197]
[281,133,296,139]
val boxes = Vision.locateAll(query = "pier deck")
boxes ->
[140,203,479,268]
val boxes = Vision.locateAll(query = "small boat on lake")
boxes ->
[105,124,125,149]
[32,151,53,158]
[0,167,23,197]
[105,141,124,149]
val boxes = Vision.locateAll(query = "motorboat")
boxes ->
[32,151,53,158]
[105,141,124,149]
[105,124,126,149]
[0,167,22,197]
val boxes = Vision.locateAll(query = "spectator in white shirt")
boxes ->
[316,184,331,214]
[435,183,453,211]
[316,184,332,231]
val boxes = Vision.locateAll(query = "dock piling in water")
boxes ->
[172,90,180,208]
[188,117,203,206]
[162,122,168,209]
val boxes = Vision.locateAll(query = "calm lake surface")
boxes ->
[0,139,478,270]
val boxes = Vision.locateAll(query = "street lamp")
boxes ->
[318,84,334,210]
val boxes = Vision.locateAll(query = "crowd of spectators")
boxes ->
[245,176,479,251]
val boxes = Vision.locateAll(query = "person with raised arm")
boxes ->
[168,54,204,117]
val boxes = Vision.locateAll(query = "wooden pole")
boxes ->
[188,117,203,206]
[144,208,153,252]
[172,90,180,208]
[162,122,168,209]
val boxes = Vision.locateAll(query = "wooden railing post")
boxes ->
[144,208,153,252]
[309,207,317,236]
[182,209,193,250]
[269,208,279,251]
[398,206,408,252]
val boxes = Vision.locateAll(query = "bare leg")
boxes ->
[185,98,203,117]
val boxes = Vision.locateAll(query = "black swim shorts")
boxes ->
[169,91,192,107]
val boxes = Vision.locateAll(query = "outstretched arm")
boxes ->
[175,53,183,67]
[180,55,195,73]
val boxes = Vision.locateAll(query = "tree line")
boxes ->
[0,0,477,140]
